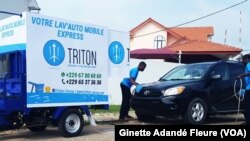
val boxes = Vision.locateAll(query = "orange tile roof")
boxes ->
[130,18,214,40]
[171,37,191,45]
[171,27,214,41]
[168,40,242,54]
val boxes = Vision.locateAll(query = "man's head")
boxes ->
[242,54,250,65]
[138,61,146,72]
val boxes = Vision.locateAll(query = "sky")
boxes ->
[37,0,250,51]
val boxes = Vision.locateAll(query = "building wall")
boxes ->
[130,23,167,50]
[0,0,29,20]
[108,59,180,104]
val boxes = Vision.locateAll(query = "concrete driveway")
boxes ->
[0,124,115,141]
[0,113,245,141]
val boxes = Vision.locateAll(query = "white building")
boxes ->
[130,18,214,51]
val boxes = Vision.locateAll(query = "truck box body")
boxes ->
[0,12,130,108]
[0,12,129,136]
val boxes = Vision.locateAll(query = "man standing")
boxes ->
[119,61,146,121]
[238,54,250,125]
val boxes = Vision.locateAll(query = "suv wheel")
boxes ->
[184,98,207,124]
[135,111,154,122]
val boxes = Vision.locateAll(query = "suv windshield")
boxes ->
[160,63,212,81]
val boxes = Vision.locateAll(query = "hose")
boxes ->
[234,78,245,123]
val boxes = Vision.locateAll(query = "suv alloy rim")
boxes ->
[191,103,204,122]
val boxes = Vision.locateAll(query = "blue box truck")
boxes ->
[0,12,129,137]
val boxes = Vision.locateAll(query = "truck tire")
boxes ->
[28,125,47,132]
[184,98,207,124]
[58,109,84,137]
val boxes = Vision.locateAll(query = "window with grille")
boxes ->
[154,35,166,49]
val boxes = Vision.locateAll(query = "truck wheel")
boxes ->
[184,98,207,124]
[28,125,47,132]
[58,109,84,137]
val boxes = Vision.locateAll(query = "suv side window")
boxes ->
[210,64,230,80]
[229,63,244,79]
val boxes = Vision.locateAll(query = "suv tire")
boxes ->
[184,98,207,124]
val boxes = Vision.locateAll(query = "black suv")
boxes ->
[132,61,245,124]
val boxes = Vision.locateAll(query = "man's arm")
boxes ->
[130,78,138,86]
[237,73,250,79]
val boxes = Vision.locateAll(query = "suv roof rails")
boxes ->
[218,60,241,63]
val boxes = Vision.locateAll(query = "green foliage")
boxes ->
[91,105,121,113]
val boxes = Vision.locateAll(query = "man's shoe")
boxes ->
[125,115,134,119]
[118,118,128,122]
[240,121,250,125]
[241,122,247,125]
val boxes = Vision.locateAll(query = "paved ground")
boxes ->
[94,112,245,125]
[0,125,114,141]
[0,113,246,141]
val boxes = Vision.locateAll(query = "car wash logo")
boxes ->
[108,41,125,64]
[43,40,65,66]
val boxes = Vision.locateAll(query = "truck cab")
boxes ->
[0,51,26,112]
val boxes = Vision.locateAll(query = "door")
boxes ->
[228,63,245,110]
[208,64,234,111]
[0,52,26,111]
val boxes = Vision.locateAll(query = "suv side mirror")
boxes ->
[211,75,222,80]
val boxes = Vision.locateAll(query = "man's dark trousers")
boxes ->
[119,83,132,119]
[244,90,250,124]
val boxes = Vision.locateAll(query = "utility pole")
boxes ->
[178,50,182,64]
[224,30,227,44]
[239,11,242,48]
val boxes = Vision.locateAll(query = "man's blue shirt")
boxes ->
[121,67,139,88]
[245,63,250,90]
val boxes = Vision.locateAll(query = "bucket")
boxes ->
[35,84,44,93]
[45,86,51,93]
